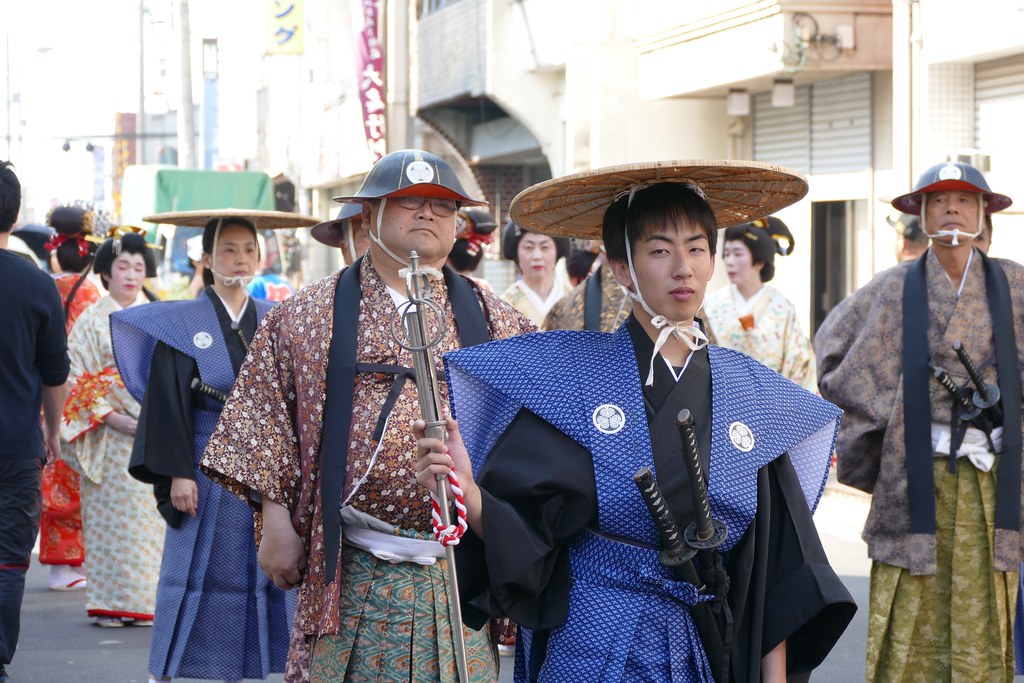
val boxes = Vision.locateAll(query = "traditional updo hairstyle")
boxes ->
[500,218,571,270]
[93,232,158,300]
[721,216,795,283]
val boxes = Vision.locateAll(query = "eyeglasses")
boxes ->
[393,195,459,217]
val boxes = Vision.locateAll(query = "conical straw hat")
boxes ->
[509,160,808,240]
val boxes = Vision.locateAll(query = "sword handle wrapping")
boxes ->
[190,377,228,404]
[933,367,981,420]
[633,467,694,565]
[677,410,713,541]
[677,410,729,551]
[953,340,999,406]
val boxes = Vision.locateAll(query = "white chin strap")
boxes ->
[213,272,256,288]
[367,197,443,281]
[209,217,259,288]
[623,228,708,387]
[921,194,985,247]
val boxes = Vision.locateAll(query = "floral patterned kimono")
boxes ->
[39,274,100,568]
[703,284,816,391]
[61,294,164,621]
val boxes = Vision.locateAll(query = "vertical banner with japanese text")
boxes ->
[267,0,304,55]
[354,0,386,160]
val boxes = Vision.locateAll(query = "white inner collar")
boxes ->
[212,289,251,324]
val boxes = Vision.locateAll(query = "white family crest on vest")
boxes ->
[592,404,626,434]
[193,331,213,349]
[729,421,755,452]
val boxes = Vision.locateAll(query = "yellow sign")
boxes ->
[267,0,304,55]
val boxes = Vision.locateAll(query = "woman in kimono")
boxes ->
[112,210,315,683]
[60,231,163,627]
[702,216,816,390]
[40,205,102,591]
[501,219,572,326]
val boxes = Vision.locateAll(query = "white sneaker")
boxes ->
[48,564,87,591]
[95,617,124,628]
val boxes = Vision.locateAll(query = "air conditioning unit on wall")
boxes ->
[950,150,991,173]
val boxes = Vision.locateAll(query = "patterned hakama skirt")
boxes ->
[309,542,497,682]
[866,459,1018,683]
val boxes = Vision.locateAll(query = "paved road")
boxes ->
[7,487,1013,682]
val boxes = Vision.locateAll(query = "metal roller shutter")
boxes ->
[974,54,1024,161]
[753,72,871,175]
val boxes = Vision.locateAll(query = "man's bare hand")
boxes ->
[259,499,307,591]
[413,415,484,537]
[413,416,474,498]
[44,430,60,464]
[170,477,199,517]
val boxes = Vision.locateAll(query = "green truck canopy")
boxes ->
[120,166,275,242]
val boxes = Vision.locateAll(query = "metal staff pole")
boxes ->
[395,251,471,682]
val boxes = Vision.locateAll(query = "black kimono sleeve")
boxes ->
[726,453,857,681]
[455,408,597,631]
[128,340,198,528]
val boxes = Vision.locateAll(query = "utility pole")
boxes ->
[177,0,196,168]
[138,0,146,164]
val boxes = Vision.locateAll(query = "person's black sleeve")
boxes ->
[35,278,69,386]
[760,454,857,675]
[129,341,197,527]
[456,408,597,631]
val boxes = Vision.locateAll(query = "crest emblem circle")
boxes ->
[406,160,435,184]
[592,404,626,435]
[937,163,962,181]
[729,421,755,452]
[193,331,213,349]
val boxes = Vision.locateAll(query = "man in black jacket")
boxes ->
[0,161,69,682]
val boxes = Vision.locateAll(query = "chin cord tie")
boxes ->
[622,205,709,386]
[921,194,985,247]
[430,471,468,546]
[209,217,260,288]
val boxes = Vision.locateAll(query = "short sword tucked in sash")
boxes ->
[632,409,732,683]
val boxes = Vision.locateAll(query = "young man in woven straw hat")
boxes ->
[416,161,855,682]
[199,150,534,682]
[816,161,1024,682]
[110,210,317,682]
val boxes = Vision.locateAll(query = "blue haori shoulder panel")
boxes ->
[110,290,273,402]
[444,328,841,551]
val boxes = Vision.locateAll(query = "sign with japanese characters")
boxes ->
[354,0,386,160]
[267,0,304,55]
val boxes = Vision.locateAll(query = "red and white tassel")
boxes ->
[430,470,468,547]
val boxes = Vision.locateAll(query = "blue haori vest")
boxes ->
[444,327,841,683]
[111,289,273,406]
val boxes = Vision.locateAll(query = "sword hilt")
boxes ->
[190,377,228,404]
[933,367,981,420]
[633,467,695,567]
[677,410,728,551]
[953,340,1000,409]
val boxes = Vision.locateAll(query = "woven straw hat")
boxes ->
[509,160,808,240]
[143,208,320,230]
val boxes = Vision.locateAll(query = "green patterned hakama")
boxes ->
[309,543,497,683]
[866,459,1018,683]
